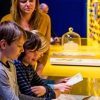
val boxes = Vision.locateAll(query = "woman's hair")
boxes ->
[11,0,41,29]
[18,31,41,60]
[0,21,26,45]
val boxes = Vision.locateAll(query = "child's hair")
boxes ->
[0,21,26,45]
[18,30,49,61]
[18,31,41,60]
[23,31,41,51]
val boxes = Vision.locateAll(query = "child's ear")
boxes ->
[0,39,7,49]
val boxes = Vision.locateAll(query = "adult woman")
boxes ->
[1,0,51,75]
[1,0,51,40]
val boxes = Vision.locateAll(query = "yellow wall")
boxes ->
[87,0,100,47]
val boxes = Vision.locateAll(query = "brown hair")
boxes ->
[24,30,41,51]
[18,30,41,60]
[11,0,42,29]
[0,21,27,45]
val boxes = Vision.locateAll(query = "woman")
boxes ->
[1,0,51,75]
[1,0,51,36]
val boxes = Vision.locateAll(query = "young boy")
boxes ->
[14,31,71,100]
[14,31,56,100]
[0,21,43,100]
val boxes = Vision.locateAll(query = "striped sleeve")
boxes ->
[14,60,37,97]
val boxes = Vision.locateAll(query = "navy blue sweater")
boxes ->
[14,60,56,100]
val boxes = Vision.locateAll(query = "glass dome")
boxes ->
[61,27,81,50]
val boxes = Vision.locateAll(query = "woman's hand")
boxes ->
[31,86,46,97]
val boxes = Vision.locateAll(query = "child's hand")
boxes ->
[55,77,70,83]
[31,86,46,97]
[54,83,72,92]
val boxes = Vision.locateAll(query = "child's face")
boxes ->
[24,50,43,65]
[4,35,25,60]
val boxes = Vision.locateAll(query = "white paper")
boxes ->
[66,73,83,85]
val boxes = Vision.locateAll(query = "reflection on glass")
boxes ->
[61,27,81,51]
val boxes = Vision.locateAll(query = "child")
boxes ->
[14,31,56,100]
[0,21,26,99]
[0,21,43,100]
[31,31,71,93]
[14,31,71,99]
